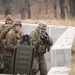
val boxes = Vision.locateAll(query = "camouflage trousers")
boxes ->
[3,56,13,74]
[31,54,47,75]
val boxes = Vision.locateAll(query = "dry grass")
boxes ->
[22,19,75,26]
[0,14,75,26]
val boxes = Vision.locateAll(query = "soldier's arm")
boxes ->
[6,32,15,51]
[30,32,41,48]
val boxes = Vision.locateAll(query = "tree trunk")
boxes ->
[26,0,31,19]
[59,0,65,19]
[20,7,25,19]
[69,0,75,18]
[54,0,57,18]
[45,0,48,14]
[3,0,12,16]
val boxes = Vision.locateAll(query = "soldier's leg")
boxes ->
[39,55,47,75]
[3,56,12,74]
[8,56,13,74]
[3,56,9,73]
[31,57,39,75]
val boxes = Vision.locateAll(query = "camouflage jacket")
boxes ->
[0,24,12,41]
[30,28,53,54]
[0,24,13,55]
[5,29,22,51]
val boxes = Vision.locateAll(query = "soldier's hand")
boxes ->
[38,38,43,42]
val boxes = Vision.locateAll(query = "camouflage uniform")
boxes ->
[0,15,13,42]
[3,20,22,74]
[0,15,13,73]
[30,22,53,75]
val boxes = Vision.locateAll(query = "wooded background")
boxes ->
[0,0,75,20]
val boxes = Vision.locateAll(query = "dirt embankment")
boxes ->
[68,37,75,75]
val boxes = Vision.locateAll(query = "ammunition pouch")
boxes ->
[36,44,46,54]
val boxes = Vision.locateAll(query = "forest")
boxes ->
[0,0,75,20]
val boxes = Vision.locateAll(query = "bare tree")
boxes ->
[20,7,25,19]
[26,0,31,19]
[54,0,57,18]
[3,0,12,16]
[45,0,48,14]
[0,0,75,19]
[68,0,75,18]
[59,0,65,19]
[19,0,31,19]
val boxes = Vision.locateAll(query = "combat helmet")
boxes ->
[13,19,22,27]
[38,22,47,30]
[6,15,13,20]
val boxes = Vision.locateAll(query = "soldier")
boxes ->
[0,15,13,43]
[30,22,53,75]
[0,15,13,73]
[3,20,22,74]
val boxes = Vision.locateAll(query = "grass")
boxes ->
[22,19,75,26]
[0,14,75,26]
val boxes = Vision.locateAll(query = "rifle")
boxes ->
[40,31,53,52]
[45,39,53,52]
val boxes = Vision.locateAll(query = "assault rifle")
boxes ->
[40,31,53,52]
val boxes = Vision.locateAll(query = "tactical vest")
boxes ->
[32,31,47,54]
[36,42,46,54]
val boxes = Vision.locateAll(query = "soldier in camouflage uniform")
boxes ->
[3,20,22,73]
[0,15,13,34]
[0,15,13,73]
[30,22,53,75]
[0,15,13,53]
